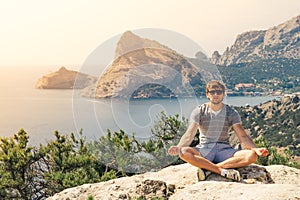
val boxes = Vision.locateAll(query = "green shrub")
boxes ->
[254,136,299,168]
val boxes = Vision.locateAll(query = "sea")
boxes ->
[0,67,278,146]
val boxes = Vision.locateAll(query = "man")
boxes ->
[168,80,269,181]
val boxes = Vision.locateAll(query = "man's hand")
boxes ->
[252,147,269,157]
[168,146,181,156]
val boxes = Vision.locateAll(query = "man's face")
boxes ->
[206,88,225,105]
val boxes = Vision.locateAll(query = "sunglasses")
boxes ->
[208,90,223,95]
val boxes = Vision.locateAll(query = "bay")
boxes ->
[1,88,276,146]
[0,67,278,145]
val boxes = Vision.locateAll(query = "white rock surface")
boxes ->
[48,164,300,200]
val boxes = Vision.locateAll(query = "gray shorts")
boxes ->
[194,142,238,164]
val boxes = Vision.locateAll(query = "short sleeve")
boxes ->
[189,106,201,124]
[230,107,242,125]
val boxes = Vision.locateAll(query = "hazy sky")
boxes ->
[0,0,299,68]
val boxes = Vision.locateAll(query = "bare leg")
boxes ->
[180,147,222,174]
[217,149,257,169]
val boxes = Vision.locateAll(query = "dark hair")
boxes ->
[206,80,226,93]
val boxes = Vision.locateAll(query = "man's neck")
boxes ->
[209,102,223,111]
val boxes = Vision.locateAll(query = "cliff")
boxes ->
[36,67,97,89]
[94,47,203,98]
[84,31,213,99]
[48,163,300,200]
[211,15,300,66]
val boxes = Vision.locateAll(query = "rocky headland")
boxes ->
[36,67,97,89]
[82,31,214,99]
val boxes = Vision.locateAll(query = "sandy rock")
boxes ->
[47,163,300,200]
[171,182,300,200]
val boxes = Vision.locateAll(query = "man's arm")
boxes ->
[168,122,199,156]
[233,123,256,149]
[233,123,269,157]
[177,122,199,147]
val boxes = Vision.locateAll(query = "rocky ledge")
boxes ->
[48,163,300,200]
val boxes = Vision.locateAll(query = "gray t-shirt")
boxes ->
[190,103,241,144]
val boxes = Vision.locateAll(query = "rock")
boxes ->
[36,67,97,89]
[171,182,300,200]
[195,51,209,61]
[47,164,300,200]
[135,179,172,200]
[92,32,206,98]
[204,165,274,184]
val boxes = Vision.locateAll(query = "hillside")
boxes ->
[218,58,300,94]
[236,94,300,155]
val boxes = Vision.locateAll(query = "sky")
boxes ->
[0,0,299,70]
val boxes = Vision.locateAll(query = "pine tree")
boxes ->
[0,129,45,199]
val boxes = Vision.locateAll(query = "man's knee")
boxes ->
[179,147,199,160]
[179,147,189,160]
[235,149,258,164]
[247,150,258,164]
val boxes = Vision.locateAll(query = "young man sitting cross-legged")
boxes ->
[168,80,269,181]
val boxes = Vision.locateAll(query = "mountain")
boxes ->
[211,15,300,66]
[48,163,300,200]
[114,30,174,59]
[86,31,213,99]
[36,67,97,89]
